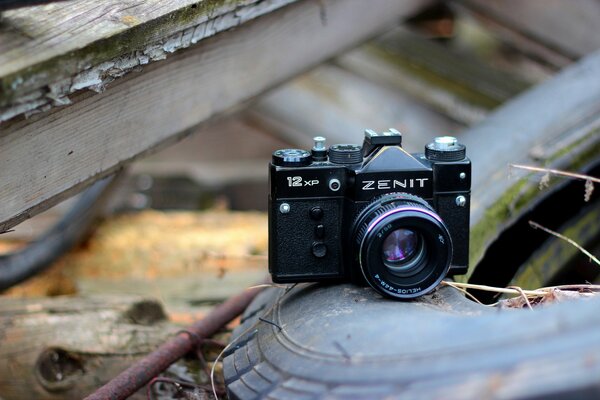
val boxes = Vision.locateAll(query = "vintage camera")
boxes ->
[268,129,471,299]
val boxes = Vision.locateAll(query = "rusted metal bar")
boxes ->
[84,284,265,400]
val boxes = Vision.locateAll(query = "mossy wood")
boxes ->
[510,204,600,289]
[0,0,431,233]
[336,28,537,126]
[366,29,530,119]
[462,50,600,278]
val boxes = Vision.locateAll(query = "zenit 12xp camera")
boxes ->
[268,129,470,299]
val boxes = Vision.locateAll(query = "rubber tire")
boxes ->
[223,282,600,399]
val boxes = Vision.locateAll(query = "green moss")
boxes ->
[365,45,500,110]
[363,32,532,113]
[545,127,600,164]
[458,178,528,283]
[0,0,244,106]
[559,130,600,171]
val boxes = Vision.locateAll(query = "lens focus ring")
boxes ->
[354,193,432,249]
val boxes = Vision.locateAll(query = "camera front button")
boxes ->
[309,207,324,220]
[315,224,325,238]
[311,242,327,258]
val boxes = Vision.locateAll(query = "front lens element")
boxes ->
[381,229,426,276]
[382,229,418,263]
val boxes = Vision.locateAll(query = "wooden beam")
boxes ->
[337,28,532,125]
[0,0,431,232]
[458,0,600,60]
[250,63,462,152]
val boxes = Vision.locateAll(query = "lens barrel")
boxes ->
[354,193,452,299]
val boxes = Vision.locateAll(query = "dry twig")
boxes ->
[507,286,533,310]
[510,164,600,183]
[247,283,289,290]
[510,164,597,201]
[440,281,488,305]
[441,281,546,297]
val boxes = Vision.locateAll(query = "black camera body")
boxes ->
[268,129,471,299]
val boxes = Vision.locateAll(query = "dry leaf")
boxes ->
[499,288,600,309]
[584,179,594,202]
[539,172,551,190]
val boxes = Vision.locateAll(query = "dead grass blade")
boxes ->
[441,281,546,297]
[529,221,600,266]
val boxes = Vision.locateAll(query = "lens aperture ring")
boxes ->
[353,193,435,249]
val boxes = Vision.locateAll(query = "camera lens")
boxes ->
[353,193,452,299]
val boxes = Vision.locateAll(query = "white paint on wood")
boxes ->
[0,0,298,122]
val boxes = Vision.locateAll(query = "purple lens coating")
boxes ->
[382,229,418,263]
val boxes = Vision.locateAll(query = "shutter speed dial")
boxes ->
[425,136,466,161]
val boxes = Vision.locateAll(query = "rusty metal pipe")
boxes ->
[84,284,265,400]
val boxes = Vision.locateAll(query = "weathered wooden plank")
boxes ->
[337,28,531,125]
[128,113,290,193]
[0,0,298,116]
[452,3,572,70]
[458,0,600,60]
[2,209,268,323]
[0,0,431,232]
[251,63,462,152]
[376,29,530,105]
